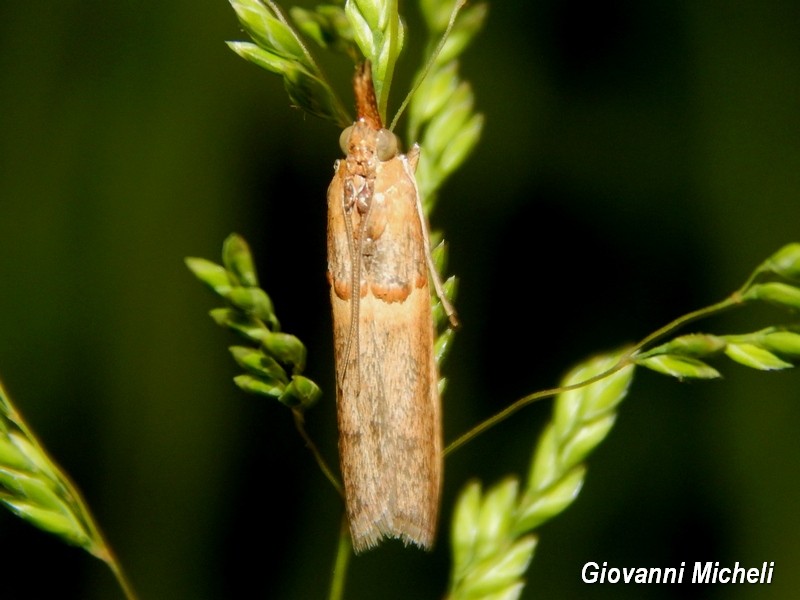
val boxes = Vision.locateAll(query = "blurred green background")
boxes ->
[1,1,798,598]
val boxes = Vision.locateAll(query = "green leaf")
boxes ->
[227,287,276,324]
[581,362,635,419]
[1,499,90,548]
[424,81,475,160]
[766,242,800,280]
[0,386,12,417]
[227,41,297,75]
[291,5,355,54]
[420,0,460,32]
[434,326,455,366]
[436,3,489,66]
[190,235,322,421]
[758,329,800,357]
[515,465,585,533]
[452,481,483,582]
[744,282,800,311]
[430,238,450,275]
[552,387,581,444]
[222,234,259,288]
[457,536,537,598]
[636,354,721,380]
[553,353,632,437]
[526,421,562,495]
[210,308,269,343]
[6,433,61,483]
[0,384,104,557]
[558,414,616,472]
[724,342,793,371]
[283,65,351,124]
[641,333,727,359]
[527,425,558,493]
[229,346,289,384]
[472,582,525,600]
[233,374,284,399]
[409,61,460,133]
[229,0,309,66]
[439,112,484,177]
[262,331,307,372]
[432,274,458,328]
[428,228,446,252]
[0,467,65,514]
[227,42,348,125]
[474,478,519,562]
[281,375,322,408]
[0,435,32,471]
[185,257,232,297]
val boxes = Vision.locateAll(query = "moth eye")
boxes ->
[339,126,354,154]
[375,128,399,161]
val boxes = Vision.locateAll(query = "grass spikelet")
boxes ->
[0,382,139,599]
[447,351,634,599]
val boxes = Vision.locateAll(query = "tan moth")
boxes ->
[327,62,457,552]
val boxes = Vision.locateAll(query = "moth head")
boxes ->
[339,125,400,162]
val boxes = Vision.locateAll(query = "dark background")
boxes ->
[1,1,798,598]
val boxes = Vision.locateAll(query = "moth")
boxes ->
[327,62,456,553]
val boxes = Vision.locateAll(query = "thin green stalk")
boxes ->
[328,514,352,600]
[628,294,743,354]
[446,288,749,456]
[445,370,620,456]
[292,409,342,496]
[105,555,140,600]
[389,0,466,131]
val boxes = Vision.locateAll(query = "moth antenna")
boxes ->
[339,196,361,391]
[405,150,460,328]
[389,0,467,132]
